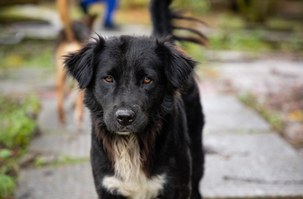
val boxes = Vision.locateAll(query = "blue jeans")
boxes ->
[80,0,118,27]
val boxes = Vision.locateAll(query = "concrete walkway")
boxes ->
[200,83,303,198]
[8,25,303,199]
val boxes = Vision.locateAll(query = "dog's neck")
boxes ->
[112,135,141,180]
[93,115,163,177]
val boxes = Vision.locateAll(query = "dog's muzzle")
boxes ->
[104,106,147,135]
[115,108,136,126]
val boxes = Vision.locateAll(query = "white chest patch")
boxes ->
[102,135,166,199]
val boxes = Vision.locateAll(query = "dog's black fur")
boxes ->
[64,35,204,199]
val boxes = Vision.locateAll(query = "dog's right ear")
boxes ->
[156,39,196,89]
[64,37,105,89]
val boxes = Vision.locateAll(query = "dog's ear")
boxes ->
[64,37,105,89]
[156,41,196,89]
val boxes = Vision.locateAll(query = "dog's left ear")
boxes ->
[64,37,104,89]
[157,41,196,89]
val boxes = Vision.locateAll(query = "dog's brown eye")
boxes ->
[104,75,114,83]
[143,77,153,84]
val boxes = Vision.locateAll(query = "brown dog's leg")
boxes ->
[56,56,66,124]
[75,90,84,128]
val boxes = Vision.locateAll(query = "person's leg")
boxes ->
[104,0,118,28]
[80,0,99,14]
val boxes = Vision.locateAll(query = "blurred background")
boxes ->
[0,0,303,199]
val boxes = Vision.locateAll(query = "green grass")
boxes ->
[0,174,15,199]
[209,30,272,52]
[34,156,89,168]
[0,95,40,199]
[180,42,206,63]
[266,17,303,32]
[176,12,303,54]
[203,12,303,53]
[0,39,53,71]
[172,0,210,15]
[216,13,246,29]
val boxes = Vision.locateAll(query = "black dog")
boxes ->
[64,35,204,199]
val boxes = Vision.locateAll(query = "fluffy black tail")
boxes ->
[150,0,207,45]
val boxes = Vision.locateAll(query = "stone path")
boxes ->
[4,25,302,199]
[200,89,303,198]
[14,78,303,199]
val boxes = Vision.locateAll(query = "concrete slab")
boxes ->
[29,133,91,158]
[201,93,270,133]
[28,94,93,159]
[204,133,298,158]
[212,59,303,94]
[202,155,303,198]
[15,163,97,199]
[96,24,151,38]
[0,68,54,95]
[202,133,303,198]
[38,97,91,134]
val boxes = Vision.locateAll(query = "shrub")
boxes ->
[0,95,40,199]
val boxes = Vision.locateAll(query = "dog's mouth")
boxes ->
[115,131,131,136]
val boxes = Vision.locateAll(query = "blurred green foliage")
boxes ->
[0,95,40,198]
[34,156,89,168]
[209,30,271,52]
[173,0,210,15]
[180,42,206,63]
[0,174,15,198]
[236,0,274,23]
[0,40,53,71]
[119,0,210,14]
[0,95,40,148]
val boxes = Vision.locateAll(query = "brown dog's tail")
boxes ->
[57,0,75,42]
[150,0,208,46]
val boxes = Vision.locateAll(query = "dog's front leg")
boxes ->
[91,157,126,199]
[160,151,192,199]
[90,130,125,199]
[160,183,191,199]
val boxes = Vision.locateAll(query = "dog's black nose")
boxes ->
[115,109,135,126]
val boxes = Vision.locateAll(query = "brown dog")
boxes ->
[55,0,95,127]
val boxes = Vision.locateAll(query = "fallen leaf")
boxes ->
[288,110,303,122]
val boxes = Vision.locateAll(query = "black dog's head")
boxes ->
[64,36,195,135]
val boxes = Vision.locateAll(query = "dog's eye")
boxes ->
[143,77,153,84]
[103,75,114,83]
